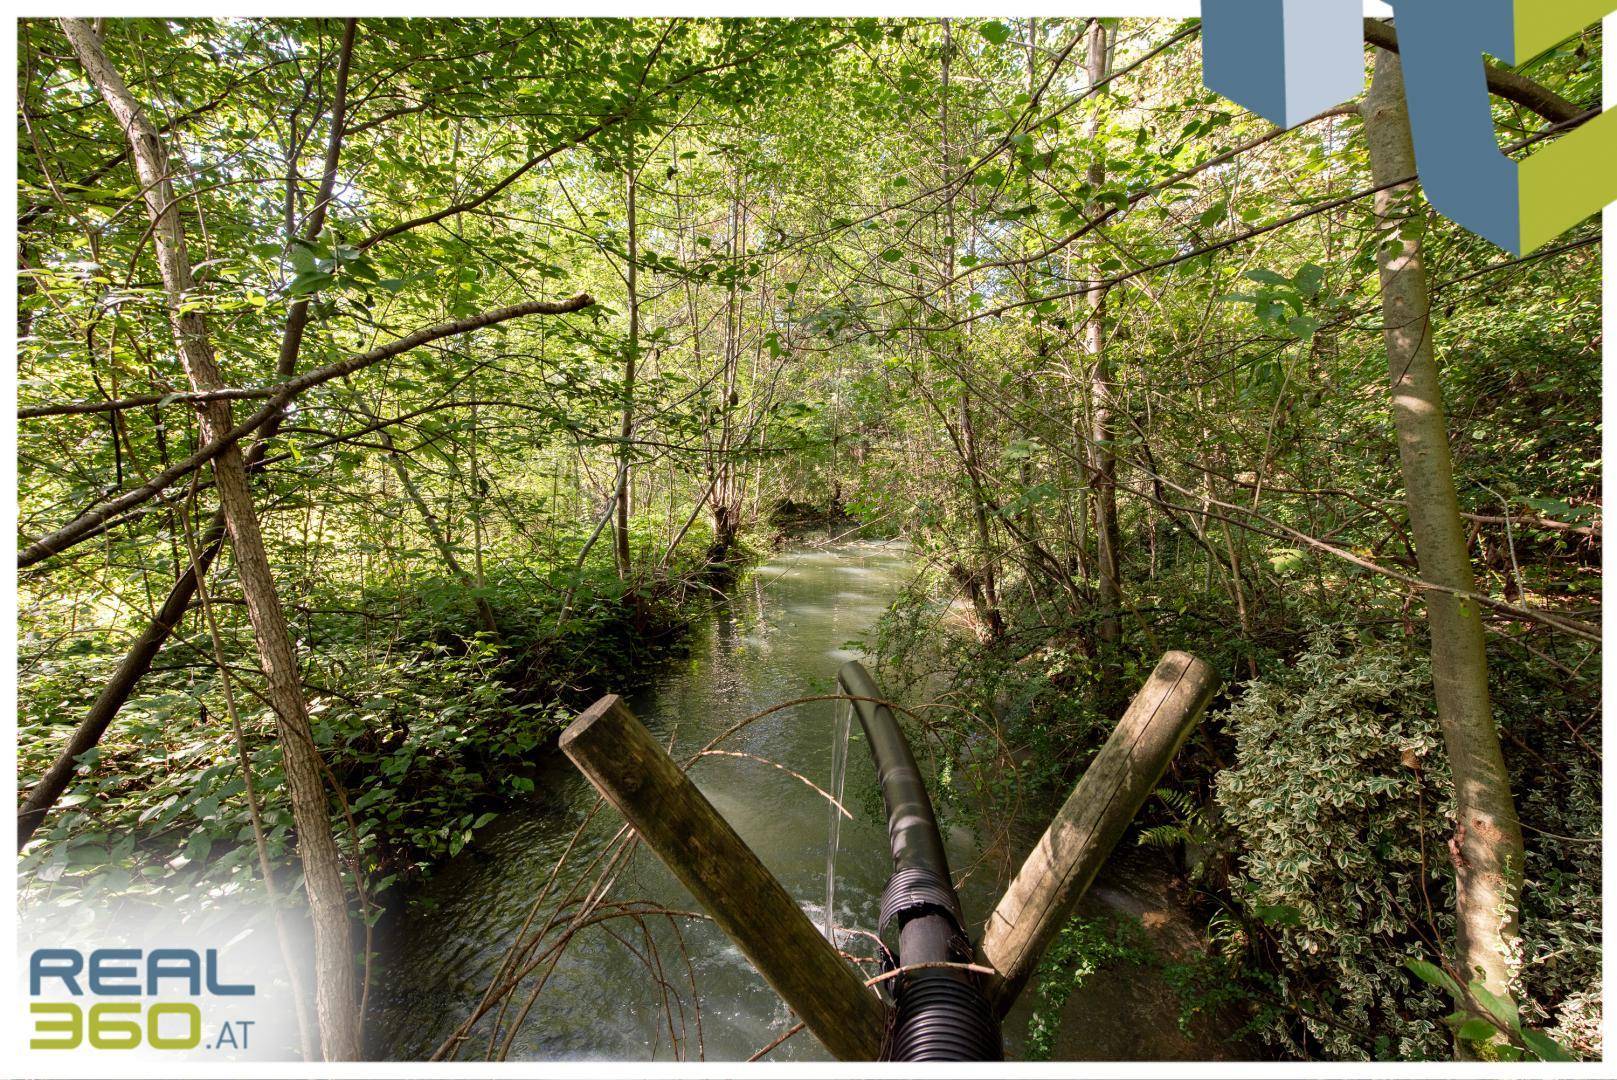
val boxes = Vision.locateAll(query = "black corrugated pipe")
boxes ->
[836,660,1002,1061]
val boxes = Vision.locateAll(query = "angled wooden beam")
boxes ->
[561,694,890,1060]
[979,651,1219,1013]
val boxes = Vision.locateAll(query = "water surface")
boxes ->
[373,539,996,1061]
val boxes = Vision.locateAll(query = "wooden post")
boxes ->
[979,651,1219,1012]
[561,695,890,1060]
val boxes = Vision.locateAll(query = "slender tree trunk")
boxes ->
[59,19,361,1060]
[614,143,639,578]
[470,395,487,593]
[709,178,744,560]
[1020,19,1044,555]
[1363,49,1524,1029]
[940,18,1002,637]
[378,429,499,636]
[957,395,1003,633]
[1084,19,1122,645]
[20,19,356,853]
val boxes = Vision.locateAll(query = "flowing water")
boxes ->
[370,539,1226,1062]
[371,539,1005,1061]
[822,694,853,945]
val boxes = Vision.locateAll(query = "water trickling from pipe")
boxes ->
[823,692,853,943]
[371,540,1213,1061]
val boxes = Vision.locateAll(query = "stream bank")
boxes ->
[370,540,1231,1061]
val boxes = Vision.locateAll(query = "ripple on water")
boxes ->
[374,541,937,1062]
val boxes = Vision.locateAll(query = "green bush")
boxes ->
[18,540,723,919]
[1214,628,1455,1059]
[1211,628,1601,1061]
[1497,664,1602,1057]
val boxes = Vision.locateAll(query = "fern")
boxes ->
[1136,786,1212,871]
[1137,823,1190,850]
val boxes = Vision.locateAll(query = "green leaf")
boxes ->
[1405,958,1461,999]
[1294,263,1325,297]
[288,271,333,297]
[1288,315,1322,340]
[979,21,1011,45]
[1252,902,1303,926]
[1470,982,1520,1033]
[1198,199,1227,229]
[1456,1018,1498,1042]
[1521,1028,1575,1062]
[1243,268,1290,287]
[1267,547,1308,574]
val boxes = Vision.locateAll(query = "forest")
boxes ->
[14,14,1604,1064]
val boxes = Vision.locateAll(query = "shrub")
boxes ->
[17,546,720,919]
[1023,914,1152,1060]
[1213,627,1602,1061]
[1213,628,1455,1059]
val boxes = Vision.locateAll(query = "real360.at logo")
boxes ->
[28,947,260,1052]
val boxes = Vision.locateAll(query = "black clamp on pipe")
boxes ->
[837,660,1002,1062]
[879,864,964,938]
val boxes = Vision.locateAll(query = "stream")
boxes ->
[371,539,1224,1062]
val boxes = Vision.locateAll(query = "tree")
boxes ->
[1083,18,1123,646]
[1362,47,1527,1052]
[18,17,357,852]
[57,17,361,1059]
[614,134,641,579]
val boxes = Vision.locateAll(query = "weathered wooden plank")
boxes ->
[978,650,1219,1012]
[560,694,890,1060]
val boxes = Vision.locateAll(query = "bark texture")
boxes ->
[59,18,361,1060]
[1084,20,1123,645]
[1362,50,1525,1019]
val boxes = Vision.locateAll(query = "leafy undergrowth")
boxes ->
[17,523,746,922]
[874,558,1601,1062]
[1024,914,1155,1060]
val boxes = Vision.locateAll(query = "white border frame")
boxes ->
[1,3,1606,1076]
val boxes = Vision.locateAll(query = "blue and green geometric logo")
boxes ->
[1203,1,1616,255]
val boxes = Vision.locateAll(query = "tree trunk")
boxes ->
[1362,49,1524,1031]
[59,18,361,1060]
[614,143,639,579]
[957,395,1003,635]
[19,20,356,852]
[1084,19,1122,645]
[378,429,499,636]
[708,177,745,563]
[941,18,1003,638]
